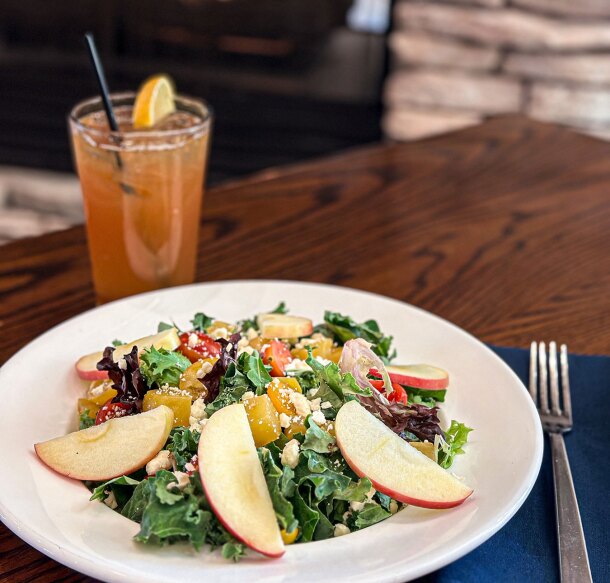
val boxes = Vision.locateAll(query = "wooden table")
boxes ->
[1,116,609,581]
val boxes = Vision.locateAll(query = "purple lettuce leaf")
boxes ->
[358,391,445,442]
[96,346,148,410]
[199,333,241,403]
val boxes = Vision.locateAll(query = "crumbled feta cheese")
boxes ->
[185,455,198,473]
[189,417,208,432]
[334,524,350,537]
[190,398,207,421]
[196,360,213,379]
[289,392,311,418]
[210,327,230,340]
[118,358,127,371]
[236,336,255,357]
[89,382,107,397]
[284,358,312,373]
[310,398,321,411]
[342,510,351,522]
[104,491,118,509]
[321,401,332,410]
[315,356,332,366]
[280,439,300,469]
[241,391,255,402]
[188,333,199,348]
[145,450,173,476]
[246,328,258,340]
[307,389,319,398]
[279,413,292,428]
[350,500,365,512]
[167,471,190,491]
[389,500,399,514]
[226,342,233,352]
[310,410,326,425]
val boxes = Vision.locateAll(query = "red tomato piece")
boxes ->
[179,331,222,363]
[263,340,293,376]
[370,380,408,405]
[95,400,135,425]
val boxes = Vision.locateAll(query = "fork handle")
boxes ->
[549,432,592,583]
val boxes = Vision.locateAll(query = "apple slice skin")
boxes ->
[34,405,174,482]
[75,328,181,380]
[370,364,449,390]
[335,401,472,510]
[74,356,107,381]
[198,404,285,558]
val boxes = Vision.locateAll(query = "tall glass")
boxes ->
[69,93,212,303]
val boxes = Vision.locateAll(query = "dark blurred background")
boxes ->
[0,0,389,184]
[3,0,609,243]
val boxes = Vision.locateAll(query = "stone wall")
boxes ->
[383,0,610,140]
[0,167,82,244]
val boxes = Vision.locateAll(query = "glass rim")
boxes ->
[69,91,212,140]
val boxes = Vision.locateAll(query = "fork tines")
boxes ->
[529,342,572,431]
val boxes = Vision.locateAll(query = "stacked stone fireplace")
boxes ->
[383,0,610,140]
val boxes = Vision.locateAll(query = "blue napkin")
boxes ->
[418,346,610,583]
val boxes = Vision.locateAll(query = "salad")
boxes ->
[34,305,473,560]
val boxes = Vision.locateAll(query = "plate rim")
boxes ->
[0,279,544,583]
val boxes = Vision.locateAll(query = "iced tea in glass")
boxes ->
[69,93,211,303]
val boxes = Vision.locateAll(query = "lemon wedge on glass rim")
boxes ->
[132,74,176,129]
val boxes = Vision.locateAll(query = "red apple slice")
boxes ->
[198,403,284,558]
[370,364,449,390]
[335,400,472,509]
[256,313,313,339]
[35,405,174,481]
[75,328,181,380]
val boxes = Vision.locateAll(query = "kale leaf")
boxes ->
[259,448,298,533]
[302,417,336,454]
[166,427,200,471]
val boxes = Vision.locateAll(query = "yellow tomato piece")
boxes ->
[284,418,307,439]
[178,359,216,399]
[87,384,119,406]
[143,389,191,428]
[266,377,302,415]
[243,394,281,447]
[77,398,99,418]
[206,320,233,334]
[281,527,299,544]
[291,337,341,362]
[248,336,272,352]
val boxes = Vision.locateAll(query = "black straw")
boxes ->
[83,32,136,195]
[84,32,119,133]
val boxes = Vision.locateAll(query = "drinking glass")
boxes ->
[69,93,212,303]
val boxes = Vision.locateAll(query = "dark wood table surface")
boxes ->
[1,116,609,582]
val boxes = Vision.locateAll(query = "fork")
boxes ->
[529,342,592,583]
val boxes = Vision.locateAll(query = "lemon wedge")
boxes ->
[132,74,176,129]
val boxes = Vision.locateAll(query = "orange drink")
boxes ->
[69,92,211,303]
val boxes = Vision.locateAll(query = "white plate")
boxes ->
[0,281,543,583]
